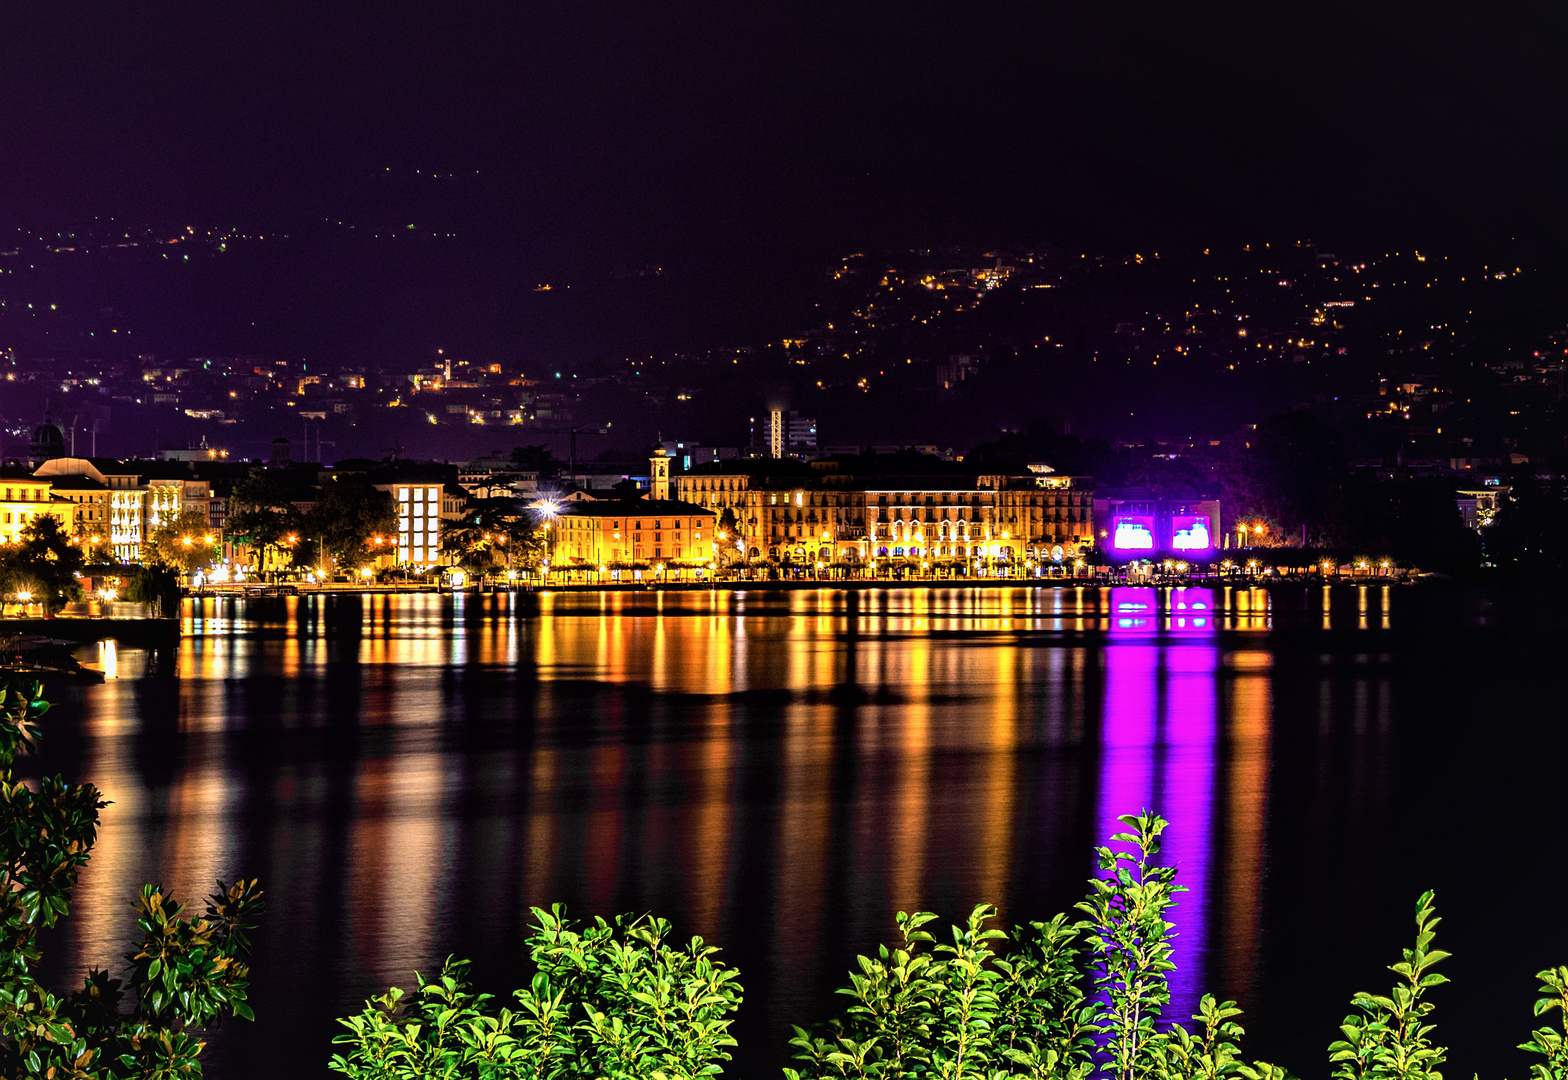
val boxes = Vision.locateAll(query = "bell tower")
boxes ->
[650,445,670,501]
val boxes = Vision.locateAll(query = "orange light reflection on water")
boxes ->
[52,584,1393,1066]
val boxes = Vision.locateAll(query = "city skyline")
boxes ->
[1,6,1566,1080]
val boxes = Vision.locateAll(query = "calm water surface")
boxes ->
[33,586,1568,1078]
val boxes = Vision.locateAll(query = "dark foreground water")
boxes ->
[30,586,1568,1078]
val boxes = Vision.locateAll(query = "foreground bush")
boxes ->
[335,813,1568,1080]
[329,906,742,1079]
[0,678,263,1078]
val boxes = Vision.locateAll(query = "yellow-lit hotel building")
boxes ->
[676,460,1095,570]
[551,449,715,569]
[0,468,76,544]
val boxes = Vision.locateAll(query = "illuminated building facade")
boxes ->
[866,485,989,562]
[35,458,216,562]
[983,472,1096,562]
[363,462,467,568]
[553,498,716,567]
[108,487,148,562]
[0,469,76,545]
[42,475,109,550]
[1092,494,1222,560]
[390,483,444,565]
[1455,486,1508,533]
[677,471,867,563]
[676,464,1096,568]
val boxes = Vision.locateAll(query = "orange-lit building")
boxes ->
[551,447,716,568]
[676,459,1095,568]
[553,498,716,567]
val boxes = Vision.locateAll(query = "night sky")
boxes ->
[4,2,1565,260]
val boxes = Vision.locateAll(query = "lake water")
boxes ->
[31,586,1568,1078]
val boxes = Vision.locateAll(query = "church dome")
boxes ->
[29,417,65,461]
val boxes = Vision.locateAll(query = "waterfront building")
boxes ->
[1092,491,1222,559]
[40,474,110,549]
[985,469,1096,562]
[362,462,463,568]
[552,448,715,570]
[677,458,1097,570]
[553,498,716,568]
[864,482,992,565]
[33,457,206,563]
[0,467,76,544]
[676,461,867,564]
[386,480,444,566]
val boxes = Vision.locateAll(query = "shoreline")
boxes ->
[0,616,180,645]
[187,574,1413,597]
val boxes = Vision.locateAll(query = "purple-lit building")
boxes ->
[1092,492,1221,561]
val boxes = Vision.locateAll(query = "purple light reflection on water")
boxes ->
[1099,588,1218,1024]
[1158,644,1217,1022]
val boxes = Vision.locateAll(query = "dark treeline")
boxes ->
[971,409,1566,578]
